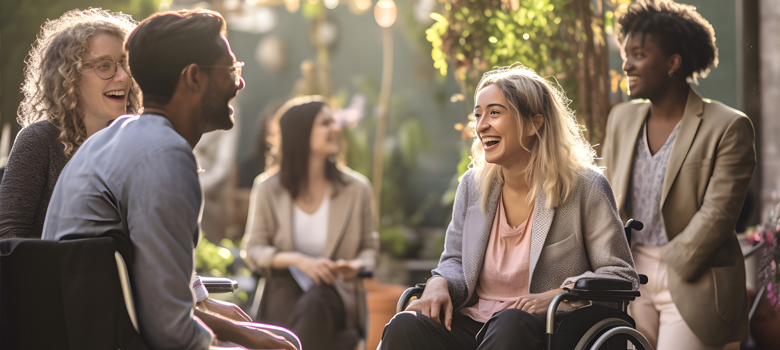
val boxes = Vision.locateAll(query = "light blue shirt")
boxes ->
[42,114,212,349]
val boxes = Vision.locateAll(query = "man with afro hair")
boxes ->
[602,1,754,349]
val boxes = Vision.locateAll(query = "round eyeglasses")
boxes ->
[200,61,245,85]
[83,58,131,80]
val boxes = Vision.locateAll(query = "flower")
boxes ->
[755,200,780,311]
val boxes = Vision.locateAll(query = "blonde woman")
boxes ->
[379,65,638,350]
[0,8,140,239]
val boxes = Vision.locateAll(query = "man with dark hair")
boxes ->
[42,9,295,349]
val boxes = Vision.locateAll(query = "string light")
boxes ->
[374,0,397,28]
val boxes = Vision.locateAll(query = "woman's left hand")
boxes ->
[511,288,565,314]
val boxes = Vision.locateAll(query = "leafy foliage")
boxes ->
[340,78,433,257]
[426,0,579,101]
[195,235,236,277]
[426,0,632,152]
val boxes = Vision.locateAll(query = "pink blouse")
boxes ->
[460,194,534,323]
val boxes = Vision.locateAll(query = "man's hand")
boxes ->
[196,298,252,323]
[194,309,298,350]
[333,259,362,280]
[233,325,298,350]
[296,256,337,285]
[511,288,565,314]
[404,276,453,331]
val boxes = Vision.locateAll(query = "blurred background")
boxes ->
[1,0,778,348]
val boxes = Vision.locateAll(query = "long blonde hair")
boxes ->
[471,64,597,211]
[18,8,140,157]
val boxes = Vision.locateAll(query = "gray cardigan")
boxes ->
[0,120,68,239]
[433,167,639,310]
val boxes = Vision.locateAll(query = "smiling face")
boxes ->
[622,32,675,99]
[309,105,341,157]
[76,33,131,127]
[201,35,246,132]
[474,84,534,168]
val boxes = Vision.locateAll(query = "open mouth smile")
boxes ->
[103,90,126,102]
[482,136,501,151]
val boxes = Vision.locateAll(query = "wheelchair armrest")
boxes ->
[200,277,238,294]
[565,278,640,302]
[356,268,373,279]
[572,278,632,291]
[396,283,426,313]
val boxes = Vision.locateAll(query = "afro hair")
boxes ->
[618,0,718,84]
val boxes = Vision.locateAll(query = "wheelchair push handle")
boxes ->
[624,219,643,246]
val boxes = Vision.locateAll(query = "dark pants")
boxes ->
[288,285,347,350]
[379,308,545,350]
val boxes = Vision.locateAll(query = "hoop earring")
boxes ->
[668,70,674,78]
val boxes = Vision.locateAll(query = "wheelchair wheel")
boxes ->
[574,318,654,350]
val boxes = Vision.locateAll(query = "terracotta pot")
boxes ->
[365,279,408,350]
[751,293,780,349]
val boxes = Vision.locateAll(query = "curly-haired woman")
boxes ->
[602,1,755,349]
[0,8,140,239]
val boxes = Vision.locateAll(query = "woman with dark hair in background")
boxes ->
[241,95,379,350]
[602,1,755,349]
[0,8,140,239]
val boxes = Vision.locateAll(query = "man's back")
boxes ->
[43,114,213,349]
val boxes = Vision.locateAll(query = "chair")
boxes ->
[392,219,654,350]
[0,233,295,350]
[248,268,374,350]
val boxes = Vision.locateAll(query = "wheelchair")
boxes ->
[391,219,653,350]
[0,232,299,350]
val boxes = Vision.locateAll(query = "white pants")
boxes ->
[628,245,740,350]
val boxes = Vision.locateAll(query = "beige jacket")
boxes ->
[602,88,754,345]
[241,167,379,333]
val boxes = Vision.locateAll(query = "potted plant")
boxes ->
[746,203,780,348]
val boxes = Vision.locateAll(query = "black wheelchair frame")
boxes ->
[394,219,653,350]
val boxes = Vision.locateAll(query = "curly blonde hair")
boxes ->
[18,8,140,157]
[471,64,597,211]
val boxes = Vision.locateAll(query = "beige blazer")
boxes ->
[433,167,639,311]
[602,88,755,345]
[241,167,379,333]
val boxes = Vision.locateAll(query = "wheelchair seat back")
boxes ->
[0,234,148,349]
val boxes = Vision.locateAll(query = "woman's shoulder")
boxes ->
[337,166,372,193]
[610,100,648,120]
[701,98,752,125]
[573,165,610,195]
[252,171,281,189]
[12,120,64,157]
[17,120,60,143]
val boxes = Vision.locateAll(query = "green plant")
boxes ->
[195,235,235,277]
[341,78,433,257]
[425,0,631,147]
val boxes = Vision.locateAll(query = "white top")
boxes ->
[293,195,330,258]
